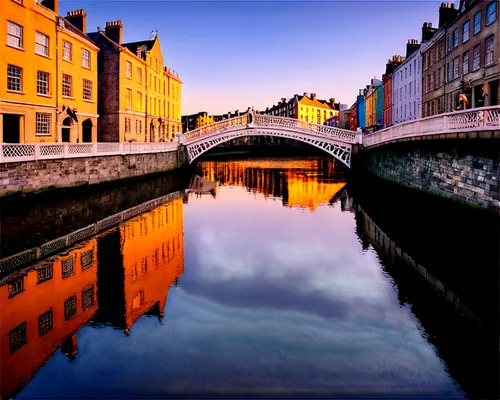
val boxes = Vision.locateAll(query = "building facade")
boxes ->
[382,55,405,128]
[392,39,423,125]
[442,0,499,112]
[89,22,182,142]
[364,79,382,132]
[1,0,98,143]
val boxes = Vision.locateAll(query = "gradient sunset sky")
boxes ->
[59,0,445,114]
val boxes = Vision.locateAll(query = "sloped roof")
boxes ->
[62,17,94,44]
[122,39,156,54]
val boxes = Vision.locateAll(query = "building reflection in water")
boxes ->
[0,197,184,399]
[196,159,347,212]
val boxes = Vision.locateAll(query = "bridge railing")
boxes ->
[363,106,500,148]
[253,114,357,143]
[0,141,179,163]
[183,114,249,142]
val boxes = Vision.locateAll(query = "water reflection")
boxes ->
[0,197,184,399]
[196,159,347,212]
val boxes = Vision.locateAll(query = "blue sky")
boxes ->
[60,0,446,114]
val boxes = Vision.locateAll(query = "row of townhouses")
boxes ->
[1,0,182,144]
[182,93,345,133]
[340,0,498,133]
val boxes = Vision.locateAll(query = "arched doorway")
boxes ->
[82,119,92,142]
[62,117,71,142]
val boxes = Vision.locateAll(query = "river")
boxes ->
[1,157,498,399]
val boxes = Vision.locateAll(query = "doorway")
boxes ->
[3,114,21,143]
[82,119,92,142]
[62,117,71,142]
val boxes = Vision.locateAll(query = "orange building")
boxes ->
[0,240,98,399]
[93,198,185,332]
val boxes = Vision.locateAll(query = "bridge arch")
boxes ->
[182,113,357,168]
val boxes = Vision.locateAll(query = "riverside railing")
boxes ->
[0,190,183,275]
[363,105,500,148]
[182,114,250,142]
[0,141,179,163]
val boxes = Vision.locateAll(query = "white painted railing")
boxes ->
[0,141,179,163]
[363,106,500,148]
[253,114,357,143]
[182,112,357,144]
[182,114,250,142]
[0,190,183,275]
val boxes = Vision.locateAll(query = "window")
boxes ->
[447,33,451,52]
[409,64,412,76]
[37,71,49,95]
[136,119,142,134]
[36,113,51,136]
[485,36,494,66]
[81,249,94,270]
[474,11,481,34]
[137,91,142,110]
[125,117,131,133]
[7,64,22,92]
[62,74,72,97]
[9,322,26,354]
[35,31,49,56]
[453,28,459,48]
[486,1,496,25]
[463,51,469,74]
[82,285,94,310]
[63,40,72,61]
[473,44,481,71]
[137,67,142,83]
[83,79,92,101]
[8,276,24,297]
[453,56,459,79]
[447,62,452,82]
[436,68,441,87]
[38,310,53,336]
[7,21,23,48]
[64,295,77,320]
[61,256,74,278]
[424,76,428,93]
[81,49,90,68]
[463,21,470,42]
[126,61,132,78]
[126,88,132,108]
[37,264,53,283]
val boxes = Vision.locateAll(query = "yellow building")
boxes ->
[0,0,98,143]
[89,22,182,142]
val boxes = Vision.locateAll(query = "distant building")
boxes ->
[392,38,423,125]
[364,78,382,133]
[356,90,366,131]
[382,55,405,128]
[182,109,246,133]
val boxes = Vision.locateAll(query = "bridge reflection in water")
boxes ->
[0,197,184,400]
[194,159,347,212]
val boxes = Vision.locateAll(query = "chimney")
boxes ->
[38,0,58,13]
[281,97,287,103]
[105,20,123,44]
[330,97,335,105]
[406,38,420,58]
[303,92,309,98]
[421,22,437,43]
[311,93,317,100]
[439,2,458,28]
[66,9,87,33]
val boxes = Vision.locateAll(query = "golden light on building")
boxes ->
[0,240,98,399]
[0,0,98,143]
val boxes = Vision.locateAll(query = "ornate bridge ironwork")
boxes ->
[181,112,358,168]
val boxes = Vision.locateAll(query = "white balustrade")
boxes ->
[0,141,179,163]
[363,106,500,148]
[183,114,249,142]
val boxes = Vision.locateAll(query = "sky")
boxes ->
[59,0,446,115]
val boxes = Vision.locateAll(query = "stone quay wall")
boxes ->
[0,147,188,196]
[360,138,500,212]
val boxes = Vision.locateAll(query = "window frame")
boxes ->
[462,20,470,43]
[125,61,132,79]
[7,21,23,49]
[473,11,482,35]
[35,31,49,57]
[463,50,470,75]
[81,48,91,69]
[62,74,72,97]
[453,28,459,48]
[38,310,53,337]
[485,35,494,66]
[7,64,22,92]
[472,44,481,71]
[62,40,72,62]
[36,112,52,136]
[37,70,50,96]
[486,1,497,26]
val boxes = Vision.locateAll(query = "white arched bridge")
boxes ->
[180,112,359,168]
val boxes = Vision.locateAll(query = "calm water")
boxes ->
[1,157,498,399]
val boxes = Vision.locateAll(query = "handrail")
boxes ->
[363,105,500,148]
[0,141,179,164]
[0,190,183,275]
[182,114,249,142]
